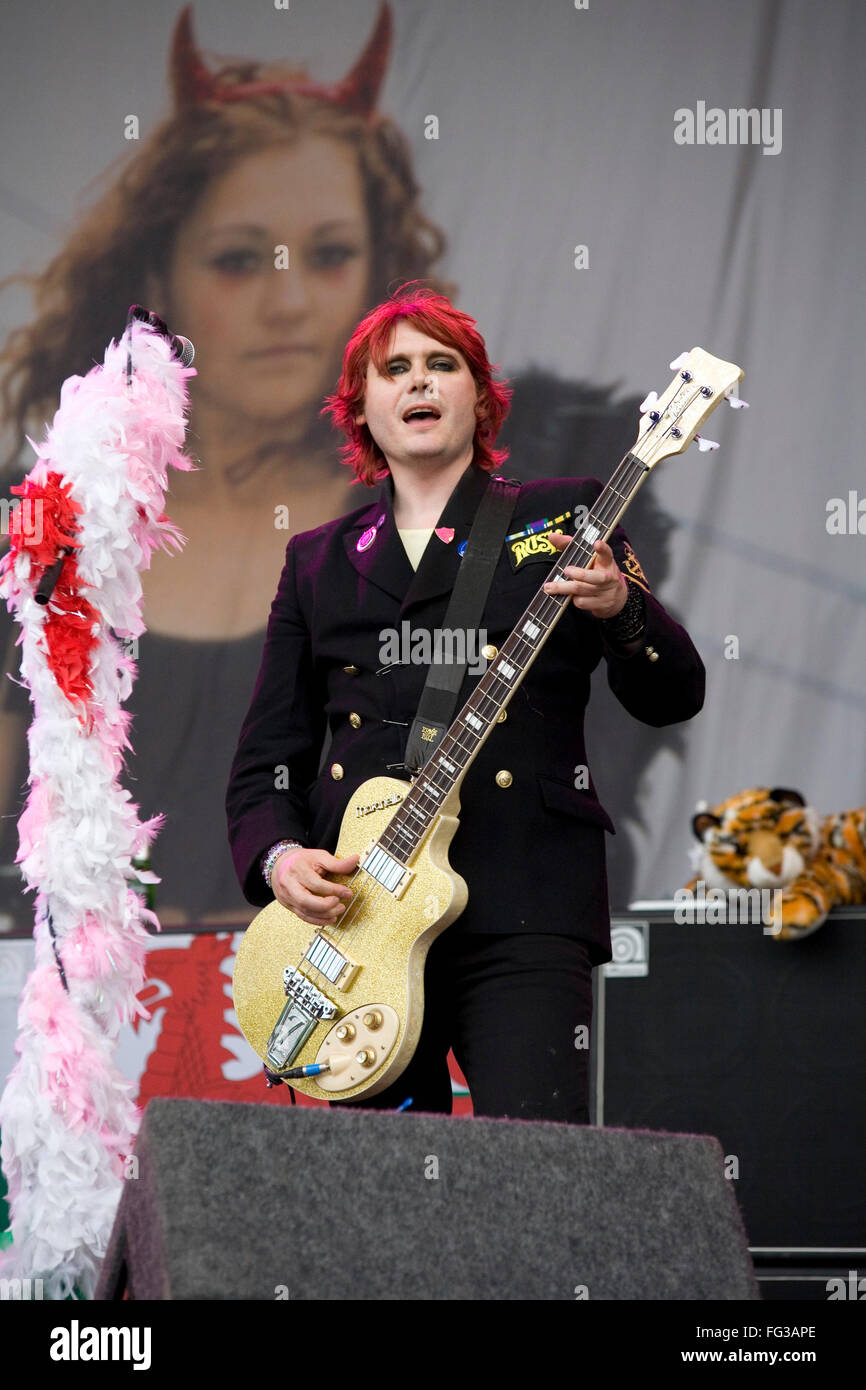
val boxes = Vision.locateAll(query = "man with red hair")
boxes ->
[226,286,704,1123]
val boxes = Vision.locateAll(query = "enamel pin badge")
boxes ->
[356,513,387,553]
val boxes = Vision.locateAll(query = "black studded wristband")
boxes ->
[599,579,647,642]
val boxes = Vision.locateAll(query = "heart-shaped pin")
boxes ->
[435,527,455,544]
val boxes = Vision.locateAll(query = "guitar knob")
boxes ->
[335,1023,356,1042]
[363,1010,383,1031]
[355,1048,377,1068]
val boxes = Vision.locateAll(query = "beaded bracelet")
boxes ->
[599,578,647,643]
[261,839,304,889]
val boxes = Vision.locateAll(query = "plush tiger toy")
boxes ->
[684,786,866,941]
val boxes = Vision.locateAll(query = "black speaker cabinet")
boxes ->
[594,908,866,1295]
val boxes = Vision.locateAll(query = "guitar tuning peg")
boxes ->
[695,434,720,452]
[725,383,749,409]
[668,351,690,371]
[639,391,660,414]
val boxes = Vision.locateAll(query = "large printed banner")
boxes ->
[0,0,863,937]
[1,0,863,1311]
[0,932,472,1115]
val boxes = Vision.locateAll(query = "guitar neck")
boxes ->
[374,451,652,866]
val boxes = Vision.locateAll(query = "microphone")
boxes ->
[34,548,74,606]
[126,305,195,366]
[171,334,196,368]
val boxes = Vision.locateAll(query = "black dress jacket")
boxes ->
[225,460,705,964]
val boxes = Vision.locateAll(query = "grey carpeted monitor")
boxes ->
[95,1099,758,1301]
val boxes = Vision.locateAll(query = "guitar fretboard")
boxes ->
[376,450,651,866]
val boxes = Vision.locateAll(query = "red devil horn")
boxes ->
[168,2,393,116]
[170,5,218,108]
[331,1,393,115]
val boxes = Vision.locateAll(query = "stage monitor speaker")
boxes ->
[598,911,866,1251]
[96,1098,758,1301]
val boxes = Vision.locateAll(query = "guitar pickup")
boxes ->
[302,935,360,991]
[360,842,413,899]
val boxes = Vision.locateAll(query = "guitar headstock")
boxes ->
[634,347,744,469]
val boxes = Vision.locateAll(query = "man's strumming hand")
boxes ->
[270,847,360,926]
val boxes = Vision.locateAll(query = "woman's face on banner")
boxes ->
[160,136,373,425]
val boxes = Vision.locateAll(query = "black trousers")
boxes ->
[330,931,595,1125]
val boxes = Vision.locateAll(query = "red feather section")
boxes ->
[6,471,99,723]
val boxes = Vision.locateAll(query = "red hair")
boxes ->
[322,284,512,485]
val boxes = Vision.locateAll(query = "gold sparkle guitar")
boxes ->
[233,348,745,1100]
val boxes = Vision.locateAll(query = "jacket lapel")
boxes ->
[342,488,414,604]
[343,461,495,614]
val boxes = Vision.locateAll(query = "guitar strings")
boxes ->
[304,377,709,963]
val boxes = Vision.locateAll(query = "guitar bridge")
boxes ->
[265,966,338,1070]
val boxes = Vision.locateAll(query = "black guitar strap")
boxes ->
[403,474,521,775]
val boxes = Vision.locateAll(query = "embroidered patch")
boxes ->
[507,528,566,570]
[506,511,572,571]
[621,543,651,593]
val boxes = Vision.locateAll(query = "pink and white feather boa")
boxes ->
[0,322,194,1298]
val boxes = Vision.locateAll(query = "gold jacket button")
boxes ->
[349,712,362,728]
[482,644,498,660]
[495,769,513,788]
[497,708,507,723]
[331,763,344,780]
[343,665,359,675]
[645,645,660,663]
